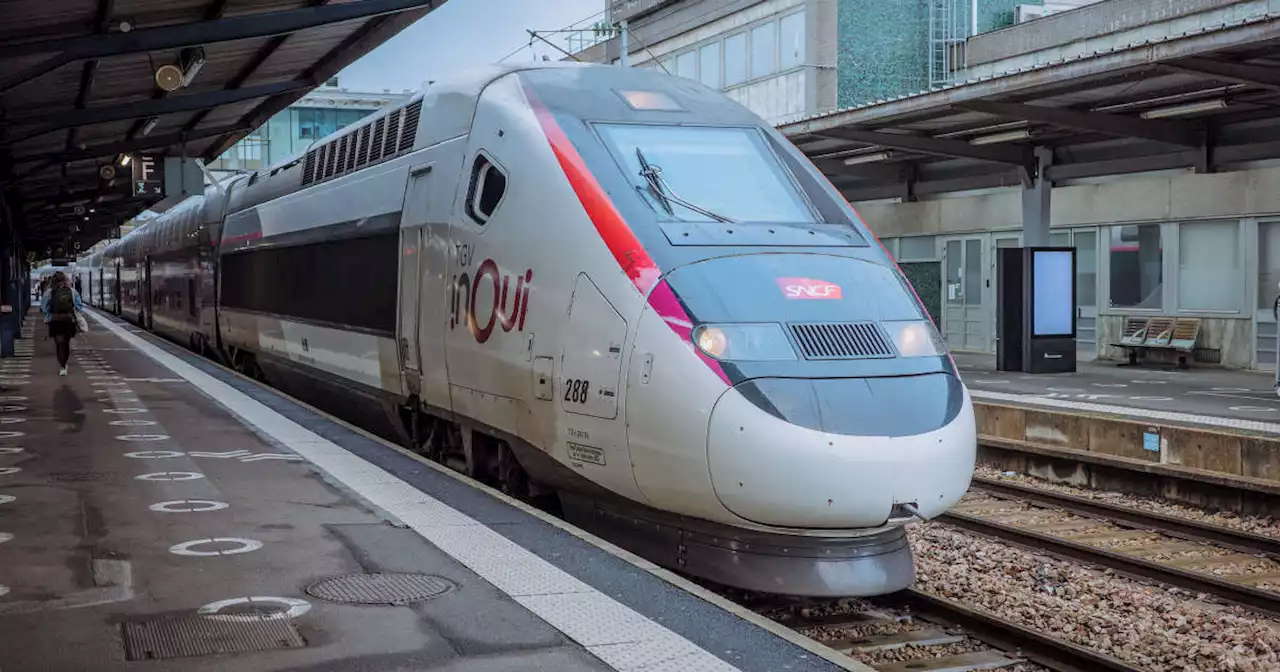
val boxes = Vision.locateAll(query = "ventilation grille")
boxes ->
[383,109,401,157]
[301,150,317,185]
[370,118,385,163]
[789,322,895,360]
[398,100,421,152]
[324,142,337,178]
[357,126,371,166]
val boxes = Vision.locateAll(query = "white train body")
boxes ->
[78,63,976,596]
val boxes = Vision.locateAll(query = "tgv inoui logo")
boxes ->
[777,277,842,300]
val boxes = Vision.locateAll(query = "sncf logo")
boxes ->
[777,277,843,300]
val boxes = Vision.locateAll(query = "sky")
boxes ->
[337,0,607,93]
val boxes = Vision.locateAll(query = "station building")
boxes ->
[579,0,1280,372]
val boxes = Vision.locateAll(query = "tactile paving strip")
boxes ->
[306,572,455,605]
[122,615,305,661]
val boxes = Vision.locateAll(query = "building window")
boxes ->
[1109,224,1162,309]
[1260,221,1280,310]
[724,32,747,86]
[899,236,936,261]
[1178,220,1240,312]
[750,22,776,79]
[699,42,721,89]
[675,50,697,80]
[779,12,804,70]
[1074,230,1097,308]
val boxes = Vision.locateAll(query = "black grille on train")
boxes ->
[788,322,895,360]
[370,118,385,163]
[357,126,371,166]
[398,100,421,152]
[301,150,317,185]
[383,109,401,157]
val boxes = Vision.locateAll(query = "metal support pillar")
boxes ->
[1020,147,1053,247]
[0,250,14,359]
[619,20,629,67]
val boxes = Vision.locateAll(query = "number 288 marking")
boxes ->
[564,379,590,404]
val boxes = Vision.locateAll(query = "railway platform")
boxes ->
[0,309,852,672]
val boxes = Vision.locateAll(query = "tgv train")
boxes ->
[77,63,975,596]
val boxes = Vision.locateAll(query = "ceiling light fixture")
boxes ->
[1139,98,1227,119]
[843,151,894,165]
[970,129,1032,145]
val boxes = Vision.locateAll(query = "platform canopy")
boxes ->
[0,0,445,255]
[780,11,1280,206]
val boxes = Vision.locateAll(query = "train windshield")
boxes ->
[596,124,816,224]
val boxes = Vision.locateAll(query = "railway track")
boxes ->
[757,588,1146,672]
[943,476,1280,616]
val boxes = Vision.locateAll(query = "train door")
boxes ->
[1257,220,1280,371]
[113,262,121,314]
[397,220,425,389]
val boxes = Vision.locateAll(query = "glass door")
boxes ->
[943,236,988,351]
[1257,221,1280,370]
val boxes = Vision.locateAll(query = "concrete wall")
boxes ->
[964,0,1280,77]
[854,165,1280,234]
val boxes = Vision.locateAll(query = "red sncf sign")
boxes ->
[777,277,842,300]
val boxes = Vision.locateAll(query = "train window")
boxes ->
[595,123,815,224]
[465,155,507,225]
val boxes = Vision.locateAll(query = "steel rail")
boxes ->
[881,589,1151,672]
[971,476,1280,557]
[938,510,1280,617]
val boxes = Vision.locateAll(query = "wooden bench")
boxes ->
[1110,316,1203,369]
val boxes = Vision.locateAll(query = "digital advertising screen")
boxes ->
[1032,249,1075,338]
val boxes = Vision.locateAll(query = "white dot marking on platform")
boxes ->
[92,382,129,387]
[198,596,310,621]
[0,532,11,543]
[135,472,204,481]
[0,432,23,439]
[0,495,14,504]
[0,467,19,475]
[104,409,146,414]
[0,406,25,412]
[1092,383,1128,388]
[1229,406,1276,412]
[116,434,169,442]
[110,419,157,427]
[150,500,229,513]
[125,450,185,459]
[0,418,25,425]
[0,585,8,597]
[1130,396,1174,402]
[0,447,22,454]
[170,537,263,557]
[1212,387,1251,392]
[0,397,27,402]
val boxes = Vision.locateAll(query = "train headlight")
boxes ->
[883,320,948,358]
[693,324,796,361]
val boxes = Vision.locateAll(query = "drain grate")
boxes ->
[121,615,305,661]
[306,573,454,605]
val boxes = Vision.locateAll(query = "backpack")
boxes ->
[51,286,75,318]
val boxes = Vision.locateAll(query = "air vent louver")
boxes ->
[789,322,895,360]
[302,149,317,185]
[338,136,350,175]
[383,109,401,157]
[324,142,337,178]
[398,100,421,152]
[370,118,385,162]
[357,126,371,166]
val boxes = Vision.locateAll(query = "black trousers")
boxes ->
[48,319,76,368]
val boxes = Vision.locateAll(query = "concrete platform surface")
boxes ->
[956,353,1280,434]
[0,309,851,672]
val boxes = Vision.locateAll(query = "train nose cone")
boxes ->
[706,375,976,529]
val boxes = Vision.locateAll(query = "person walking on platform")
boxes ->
[40,271,85,376]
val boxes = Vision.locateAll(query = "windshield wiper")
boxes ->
[635,147,734,223]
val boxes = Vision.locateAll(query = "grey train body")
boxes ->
[78,63,977,597]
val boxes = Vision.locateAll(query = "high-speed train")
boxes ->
[77,63,976,596]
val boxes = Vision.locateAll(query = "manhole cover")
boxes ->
[305,573,454,605]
